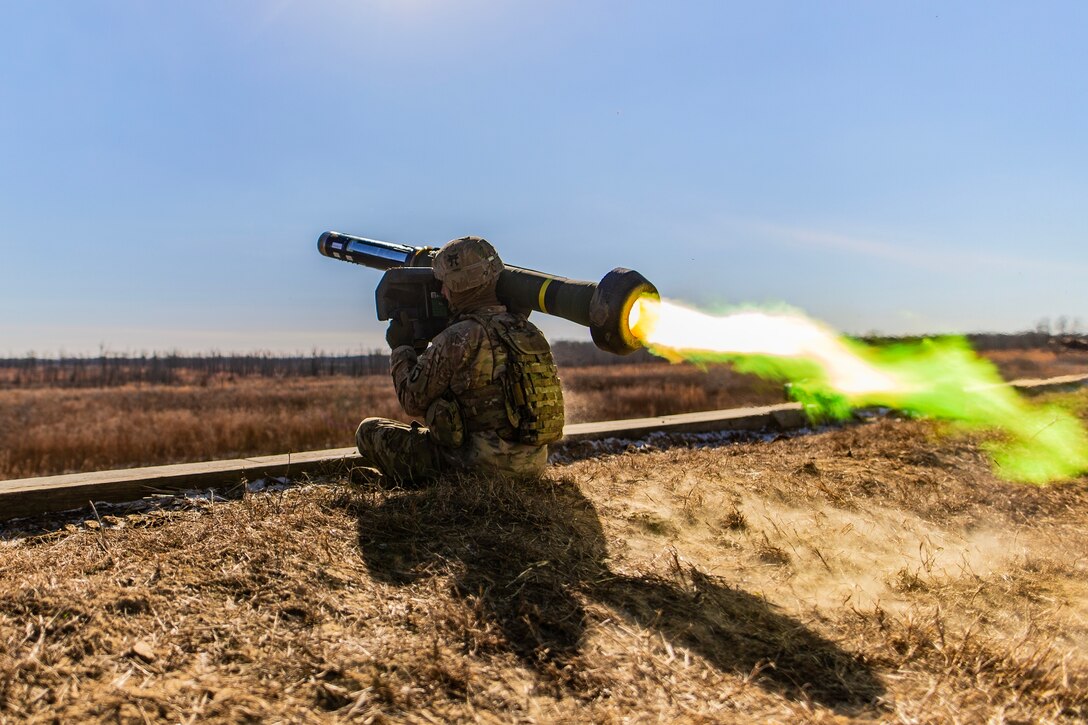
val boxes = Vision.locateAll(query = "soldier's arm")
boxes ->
[390,323,477,416]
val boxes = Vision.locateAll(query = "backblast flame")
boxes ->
[630,297,900,395]
[628,295,1088,484]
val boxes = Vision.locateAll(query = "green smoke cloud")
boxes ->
[646,335,1088,484]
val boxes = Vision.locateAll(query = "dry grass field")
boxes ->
[3,346,1088,482]
[1,389,1086,722]
[0,364,786,481]
[983,347,1088,381]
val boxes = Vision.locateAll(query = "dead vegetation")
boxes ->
[7,346,1088,483]
[984,347,1088,381]
[3,347,1088,482]
[0,377,404,481]
[0,364,785,481]
[1,390,1086,722]
[560,363,785,423]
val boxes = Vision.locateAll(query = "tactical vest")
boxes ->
[454,313,565,446]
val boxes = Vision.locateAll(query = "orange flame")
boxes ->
[630,296,900,395]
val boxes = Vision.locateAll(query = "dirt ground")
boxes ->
[2,390,1087,722]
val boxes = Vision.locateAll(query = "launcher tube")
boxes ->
[497,267,596,327]
[318,230,658,354]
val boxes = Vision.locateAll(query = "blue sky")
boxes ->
[2,1,1085,356]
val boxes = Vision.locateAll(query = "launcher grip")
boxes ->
[375,267,450,348]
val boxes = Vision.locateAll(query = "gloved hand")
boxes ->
[385,319,415,350]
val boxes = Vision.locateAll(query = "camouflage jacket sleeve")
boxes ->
[389,321,486,417]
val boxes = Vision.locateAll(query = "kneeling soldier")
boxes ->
[356,236,564,483]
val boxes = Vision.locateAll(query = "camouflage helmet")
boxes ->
[433,236,504,293]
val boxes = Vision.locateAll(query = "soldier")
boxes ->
[356,236,565,484]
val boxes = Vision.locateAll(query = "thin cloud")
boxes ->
[742,221,1083,275]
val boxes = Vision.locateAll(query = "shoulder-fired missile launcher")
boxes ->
[317,231,657,355]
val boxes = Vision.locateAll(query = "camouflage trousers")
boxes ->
[355,417,449,484]
[355,417,549,484]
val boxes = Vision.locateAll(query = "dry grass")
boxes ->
[0,364,783,481]
[0,378,405,481]
[984,348,1088,380]
[3,347,1087,482]
[560,363,785,422]
[2,392,1086,721]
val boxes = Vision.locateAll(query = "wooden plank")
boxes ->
[242,447,360,477]
[560,403,805,441]
[1009,373,1088,393]
[0,450,362,521]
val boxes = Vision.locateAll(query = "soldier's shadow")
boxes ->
[343,475,884,712]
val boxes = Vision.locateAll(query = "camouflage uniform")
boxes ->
[356,238,559,483]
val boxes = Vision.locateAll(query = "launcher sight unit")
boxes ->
[317,231,657,355]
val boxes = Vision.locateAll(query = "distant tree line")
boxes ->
[0,342,667,388]
[858,331,1081,351]
[2,332,1083,389]
[549,341,665,367]
[0,350,392,388]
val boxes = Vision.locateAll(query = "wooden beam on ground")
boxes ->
[1008,373,1088,394]
[561,402,805,442]
[2,373,1086,522]
[0,448,360,522]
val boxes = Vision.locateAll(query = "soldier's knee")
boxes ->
[356,417,387,454]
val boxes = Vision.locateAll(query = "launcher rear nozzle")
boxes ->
[588,268,659,355]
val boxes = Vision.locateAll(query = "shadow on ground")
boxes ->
[339,474,885,712]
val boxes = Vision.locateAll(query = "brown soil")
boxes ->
[2,390,1086,722]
